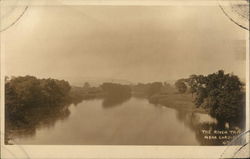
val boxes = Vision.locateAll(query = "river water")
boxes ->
[11,97,223,145]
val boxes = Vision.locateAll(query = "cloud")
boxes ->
[4,6,246,83]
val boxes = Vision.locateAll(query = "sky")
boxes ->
[3,5,247,84]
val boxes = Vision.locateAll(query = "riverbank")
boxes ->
[148,93,208,114]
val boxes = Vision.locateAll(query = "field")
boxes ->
[149,93,208,114]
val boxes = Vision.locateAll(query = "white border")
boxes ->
[1,1,249,158]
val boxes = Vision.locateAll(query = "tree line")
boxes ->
[131,82,173,97]
[5,76,134,128]
[101,82,131,97]
[5,70,245,131]
[175,70,245,122]
[5,76,71,128]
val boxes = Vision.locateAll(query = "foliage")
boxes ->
[147,82,163,97]
[185,70,245,121]
[175,79,187,94]
[131,82,165,97]
[83,82,90,89]
[101,82,131,97]
[5,76,71,128]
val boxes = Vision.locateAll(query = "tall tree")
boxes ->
[188,70,245,122]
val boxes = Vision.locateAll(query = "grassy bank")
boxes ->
[149,93,208,114]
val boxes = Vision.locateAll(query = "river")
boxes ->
[9,97,226,145]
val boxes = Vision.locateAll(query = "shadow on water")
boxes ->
[5,102,72,144]
[174,110,245,145]
[6,95,245,146]
[5,94,132,143]
[102,94,131,109]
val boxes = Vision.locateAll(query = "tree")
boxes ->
[5,76,72,121]
[148,82,163,97]
[175,79,187,93]
[101,82,131,97]
[185,74,206,96]
[83,82,90,89]
[186,75,197,96]
[5,76,73,140]
[188,70,245,122]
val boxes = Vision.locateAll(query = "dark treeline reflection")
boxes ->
[5,71,246,145]
[102,95,131,108]
[174,110,245,145]
[6,105,71,141]
[5,76,73,143]
[101,83,131,108]
[5,76,132,143]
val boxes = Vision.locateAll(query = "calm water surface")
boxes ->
[13,97,216,145]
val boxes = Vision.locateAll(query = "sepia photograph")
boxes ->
[1,0,249,158]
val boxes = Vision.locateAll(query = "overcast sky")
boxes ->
[3,6,247,84]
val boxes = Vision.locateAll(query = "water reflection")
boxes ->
[5,94,132,143]
[6,97,245,145]
[174,109,245,145]
[195,122,244,145]
[102,95,131,108]
[5,103,71,144]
